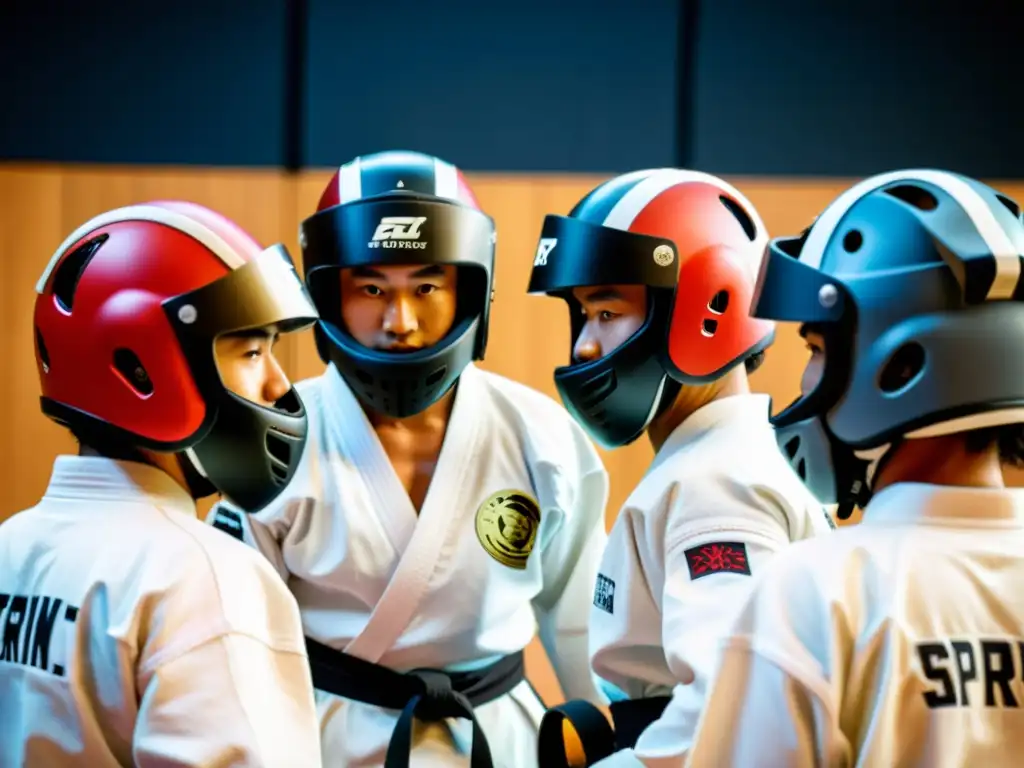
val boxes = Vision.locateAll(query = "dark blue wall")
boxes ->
[1,1,1020,176]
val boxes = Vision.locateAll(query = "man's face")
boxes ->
[339,264,458,351]
[800,324,826,396]
[214,325,291,406]
[570,284,648,362]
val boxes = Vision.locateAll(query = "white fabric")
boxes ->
[587,393,835,767]
[688,481,1024,768]
[207,362,610,767]
[0,456,321,767]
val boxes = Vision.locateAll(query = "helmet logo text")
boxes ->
[369,216,428,250]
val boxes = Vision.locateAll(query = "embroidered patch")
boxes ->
[211,508,245,541]
[593,574,615,614]
[475,489,541,570]
[684,542,751,580]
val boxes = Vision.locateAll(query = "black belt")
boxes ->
[305,637,525,768]
[536,696,671,767]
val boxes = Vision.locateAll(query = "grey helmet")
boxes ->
[753,169,1024,518]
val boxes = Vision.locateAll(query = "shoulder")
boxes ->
[148,512,303,652]
[474,367,605,476]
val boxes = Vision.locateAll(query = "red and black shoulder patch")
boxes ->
[684,541,751,580]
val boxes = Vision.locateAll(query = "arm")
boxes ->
[532,453,611,706]
[597,477,795,767]
[133,633,322,767]
[687,639,841,768]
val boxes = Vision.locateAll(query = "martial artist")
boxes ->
[526,169,836,767]
[688,169,1024,767]
[207,150,610,767]
[0,201,324,766]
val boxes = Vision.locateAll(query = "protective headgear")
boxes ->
[33,201,320,513]
[527,169,774,448]
[752,169,1024,519]
[299,149,496,418]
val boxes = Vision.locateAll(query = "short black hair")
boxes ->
[745,350,766,374]
[964,424,1024,467]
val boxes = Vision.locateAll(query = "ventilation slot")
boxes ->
[265,430,293,483]
[112,348,153,396]
[883,184,938,212]
[719,195,758,241]
[796,458,807,479]
[425,367,447,387]
[578,369,616,409]
[878,342,926,395]
[702,290,729,337]
[783,435,800,459]
[51,234,108,313]
[35,328,50,373]
[996,194,1022,219]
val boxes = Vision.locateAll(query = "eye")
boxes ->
[243,347,263,359]
[804,340,823,355]
[362,284,384,297]
[598,310,619,322]
[417,284,438,296]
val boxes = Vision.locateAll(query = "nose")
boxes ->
[263,353,292,405]
[383,295,418,337]
[573,326,601,363]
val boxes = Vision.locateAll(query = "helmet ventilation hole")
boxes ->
[702,290,729,337]
[878,342,926,395]
[113,348,154,396]
[883,184,939,212]
[52,234,108,313]
[718,196,758,241]
[842,230,863,252]
[996,194,1021,219]
[35,328,51,373]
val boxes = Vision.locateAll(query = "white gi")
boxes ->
[688,481,1024,768]
[0,456,321,767]
[207,362,610,767]
[587,393,835,767]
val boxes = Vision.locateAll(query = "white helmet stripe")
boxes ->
[433,157,459,201]
[36,203,247,294]
[800,169,1021,300]
[338,157,362,204]
[602,168,767,245]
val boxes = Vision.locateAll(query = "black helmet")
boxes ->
[299,150,496,418]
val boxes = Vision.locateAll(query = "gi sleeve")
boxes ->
[686,639,841,768]
[131,545,322,766]
[531,426,611,706]
[133,633,322,767]
[595,474,797,767]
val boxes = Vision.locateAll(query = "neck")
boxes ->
[364,385,457,433]
[647,367,750,453]
[873,435,1005,494]
[80,441,195,497]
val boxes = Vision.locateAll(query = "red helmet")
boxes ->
[527,169,774,448]
[299,149,496,418]
[34,200,320,512]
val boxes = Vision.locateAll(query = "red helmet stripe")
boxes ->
[36,203,251,294]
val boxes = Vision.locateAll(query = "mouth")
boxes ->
[380,343,421,353]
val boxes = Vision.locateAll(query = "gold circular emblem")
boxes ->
[475,489,542,570]
[652,244,675,267]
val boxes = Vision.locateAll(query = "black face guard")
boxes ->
[300,193,496,418]
[162,244,320,512]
